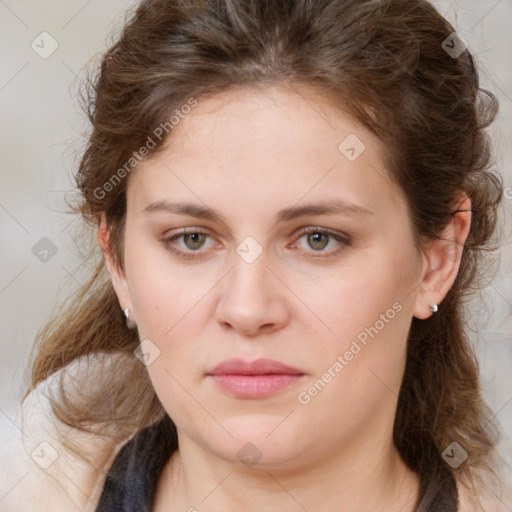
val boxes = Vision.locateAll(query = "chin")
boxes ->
[199,414,305,468]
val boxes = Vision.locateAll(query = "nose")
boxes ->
[214,252,290,337]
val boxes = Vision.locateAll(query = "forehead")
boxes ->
[127,85,406,224]
[165,85,370,163]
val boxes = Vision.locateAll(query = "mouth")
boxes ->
[206,358,306,399]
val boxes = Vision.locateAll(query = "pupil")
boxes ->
[186,233,204,249]
[309,233,328,250]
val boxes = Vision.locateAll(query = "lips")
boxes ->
[206,358,305,399]
[207,358,304,376]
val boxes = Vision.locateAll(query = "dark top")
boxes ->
[95,416,458,511]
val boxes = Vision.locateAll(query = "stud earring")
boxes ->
[124,308,137,329]
[429,304,438,313]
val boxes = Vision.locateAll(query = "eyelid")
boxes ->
[291,225,349,242]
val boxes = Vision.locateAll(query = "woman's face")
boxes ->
[110,86,429,468]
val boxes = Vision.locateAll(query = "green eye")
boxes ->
[292,227,350,257]
[306,232,330,251]
[183,232,207,250]
[161,229,215,259]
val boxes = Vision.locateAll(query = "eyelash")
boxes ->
[160,226,350,260]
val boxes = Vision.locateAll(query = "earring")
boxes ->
[124,308,137,329]
[429,304,438,313]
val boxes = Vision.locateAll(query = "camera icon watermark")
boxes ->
[338,133,366,162]
[134,338,161,366]
[442,441,468,469]
[237,442,262,468]
[236,236,263,264]
[442,32,468,59]
[32,237,58,263]
[31,32,59,59]
[31,441,58,469]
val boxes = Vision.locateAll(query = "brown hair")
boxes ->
[26,0,504,505]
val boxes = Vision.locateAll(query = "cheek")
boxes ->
[295,258,413,350]
[124,240,216,387]
[126,258,211,424]
[124,239,201,338]
[292,253,416,409]
[292,281,411,443]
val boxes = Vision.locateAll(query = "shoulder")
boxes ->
[0,357,121,512]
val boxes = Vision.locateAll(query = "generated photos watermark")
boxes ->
[297,301,403,404]
[94,97,198,200]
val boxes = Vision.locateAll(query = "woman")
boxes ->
[6,0,507,510]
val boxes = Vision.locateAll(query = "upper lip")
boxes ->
[207,358,304,376]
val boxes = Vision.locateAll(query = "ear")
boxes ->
[412,194,472,320]
[97,213,132,315]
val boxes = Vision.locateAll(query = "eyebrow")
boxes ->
[141,199,374,223]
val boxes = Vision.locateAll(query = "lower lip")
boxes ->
[208,374,305,398]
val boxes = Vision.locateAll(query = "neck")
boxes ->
[155,431,420,511]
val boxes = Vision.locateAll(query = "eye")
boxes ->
[160,229,219,259]
[290,227,350,257]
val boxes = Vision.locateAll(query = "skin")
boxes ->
[98,84,471,511]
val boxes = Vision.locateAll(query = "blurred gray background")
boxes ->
[1,0,511,499]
